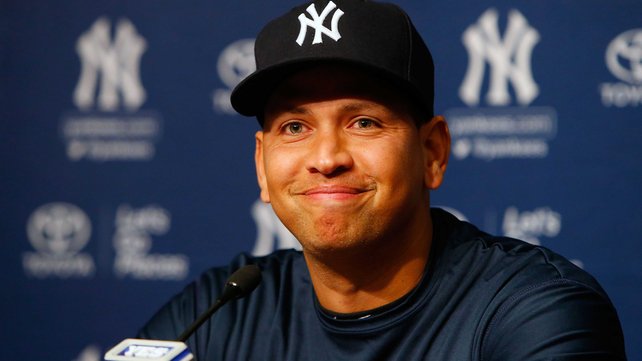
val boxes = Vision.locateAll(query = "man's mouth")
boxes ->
[299,185,373,201]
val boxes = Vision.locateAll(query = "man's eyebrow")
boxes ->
[339,102,377,113]
[270,104,310,115]
[273,101,377,116]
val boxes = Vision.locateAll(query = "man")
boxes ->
[139,0,627,359]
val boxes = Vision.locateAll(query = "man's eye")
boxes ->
[354,118,376,129]
[285,122,304,134]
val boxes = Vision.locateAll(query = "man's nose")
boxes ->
[305,129,354,176]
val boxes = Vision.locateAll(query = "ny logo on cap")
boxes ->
[296,1,344,46]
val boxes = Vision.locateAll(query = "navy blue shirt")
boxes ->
[139,209,626,360]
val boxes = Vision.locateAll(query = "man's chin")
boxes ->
[299,232,375,258]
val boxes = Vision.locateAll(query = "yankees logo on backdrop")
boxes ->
[74,17,147,112]
[296,1,344,46]
[460,9,539,106]
[444,8,558,161]
[61,17,163,162]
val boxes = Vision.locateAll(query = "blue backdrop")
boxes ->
[2,1,640,360]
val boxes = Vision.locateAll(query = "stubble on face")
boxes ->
[257,65,430,259]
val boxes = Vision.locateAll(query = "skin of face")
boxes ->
[254,65,450,283]
[255,65,450,313]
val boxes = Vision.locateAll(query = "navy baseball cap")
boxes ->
[230,0,435,119]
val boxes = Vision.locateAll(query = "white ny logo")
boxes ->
[459,9,540,106]
[296,1,344,46]
[73,17,147,112]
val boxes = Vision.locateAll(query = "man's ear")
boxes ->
[255,131,271,203]
[420,115,451,190]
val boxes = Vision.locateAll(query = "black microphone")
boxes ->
[104,264,262,361]
[177,264,262,342]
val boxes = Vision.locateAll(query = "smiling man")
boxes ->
[139,1,627,360]
[254,64,447,313]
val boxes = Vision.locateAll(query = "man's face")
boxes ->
[255,65,446,256]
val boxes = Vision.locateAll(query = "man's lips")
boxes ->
[304,186,362,195]
[297,185,373,200]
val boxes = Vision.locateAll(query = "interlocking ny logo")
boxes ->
[296,1,344,46]
[459,9,540,106]
[73,17,147,112]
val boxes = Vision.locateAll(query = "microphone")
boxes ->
[177,263,262,342]
[104,264,262,361]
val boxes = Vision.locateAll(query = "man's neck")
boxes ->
[303,213,433,314]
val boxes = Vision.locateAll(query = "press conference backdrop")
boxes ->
[1,0,640,359]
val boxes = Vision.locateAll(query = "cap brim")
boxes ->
[230,59,317,117]
[231,58,429,118]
